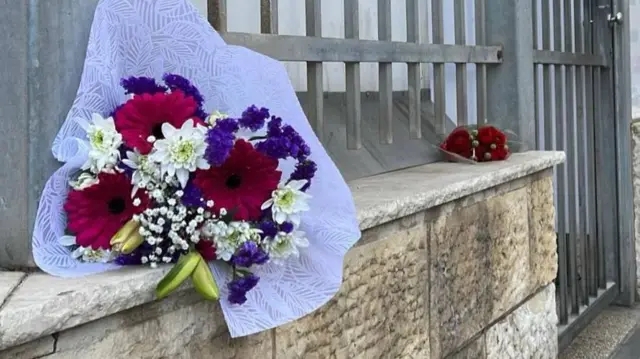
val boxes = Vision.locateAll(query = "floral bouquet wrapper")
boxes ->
[32,0,361,337]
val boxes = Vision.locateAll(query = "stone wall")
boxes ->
[1,169,558,359]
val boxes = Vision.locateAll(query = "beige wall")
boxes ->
[1,170,559,359]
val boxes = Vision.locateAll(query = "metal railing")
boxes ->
[530,0,633,350]
[208,0,503,180]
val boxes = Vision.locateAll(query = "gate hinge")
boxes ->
[607,12,623,26]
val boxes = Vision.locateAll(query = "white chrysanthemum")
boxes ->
[202,220,262,261]
[149,119,209,188]
[69,172,99,190]
[78,113,122,173]
[263,230,309,264]
[261,180,311,225]
[207,110,228,126]
[122,150,161,192]
[58,235,112,263]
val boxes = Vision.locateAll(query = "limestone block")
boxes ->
[275,213,429,359]
[42,291,271,359]
[485,284,558,359]
[0,335,55,359]
[527,176,558,291]
[449,336,486,359]
[429,187,530,358]
[0,267,169,350]
[0,272,25,304]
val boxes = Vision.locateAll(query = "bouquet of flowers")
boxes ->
[439,125,511,162]
[60,74,317,304]
[32,0,361,337]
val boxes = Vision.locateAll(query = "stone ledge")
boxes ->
[0,151,564,352]
[351,151,565,230]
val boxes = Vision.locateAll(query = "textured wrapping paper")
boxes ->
[32,0,361,337]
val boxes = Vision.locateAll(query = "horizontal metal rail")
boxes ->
[533,50,608,67]
[222,32,503,63]
[557,282,618,351]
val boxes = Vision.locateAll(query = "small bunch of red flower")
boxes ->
[439,125,510,162]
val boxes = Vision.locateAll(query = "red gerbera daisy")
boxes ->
[114,90,205,154]
[64,172,149,250]
[194,139,282,221]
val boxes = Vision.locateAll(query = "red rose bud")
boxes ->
[477,126,507,146]
[441,126,474,159]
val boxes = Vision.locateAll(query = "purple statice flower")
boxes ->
[259,221,278,239]
[120,76,167,96]
[266,116,283,136]
[289,160,317,191]
[204,118,239,166]
[228,273,260,305]
[162,73,204,106]
[231,242,269,268]
[238,105,270,131]
[215,118,240,133]
[114,251,142,265]
[255,136,291,159]
[282,125,311,160]
[205,128,235,167]
[279,222,294,233]
[256,117,310,160]
[182,179,205,207]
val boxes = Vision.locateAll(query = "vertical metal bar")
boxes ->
[533,0,540,148]
[543,0,554,152]
[378,0,393,144]
[432,0,446,132]
[407,0,422,138]
[306,0,324,142]
[593,66,607,289]
[575,0,590,306]
[208,0,227,32]
[260,0,279,34]
[475,0,487,124]
[454,0,468,125]
[584,0,598,297]
[582,0,598,296]
[564,0,580,315]
[345,0,362,149]
[485,0,535,149]
[590,1,609,290]
[552,0,569,325]
[612,0,636,306]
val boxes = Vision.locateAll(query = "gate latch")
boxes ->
[607,12,623,26]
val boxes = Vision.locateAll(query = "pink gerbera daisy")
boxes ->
[64,172,149,249]
[194,140,282,221]
[114,90,204,154]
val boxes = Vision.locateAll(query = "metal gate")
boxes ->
[532,0,635,350]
